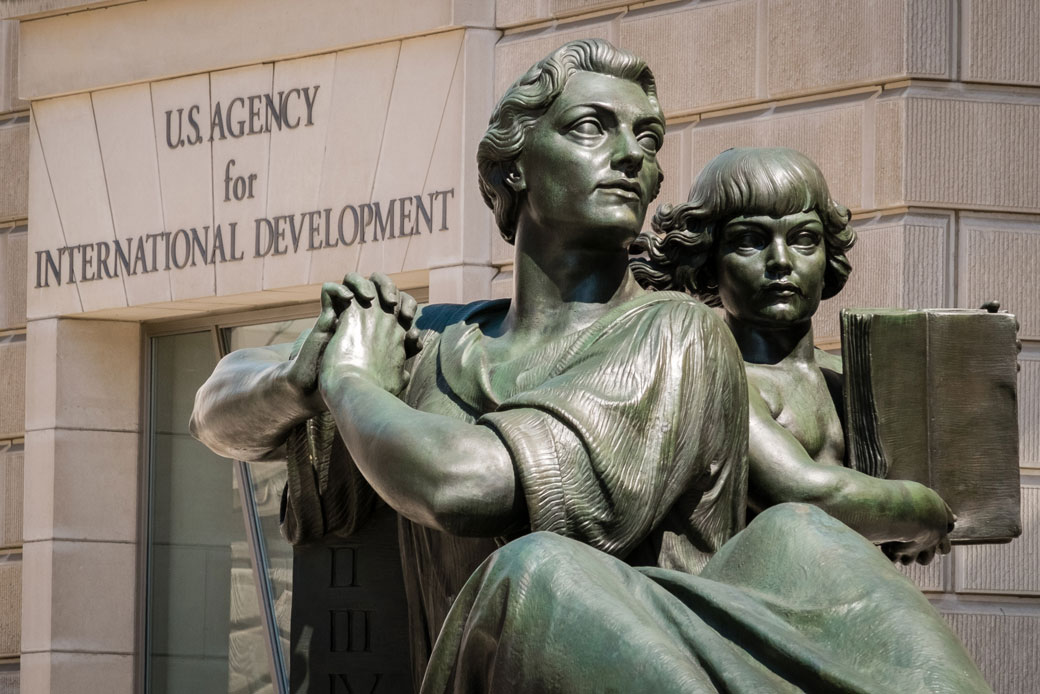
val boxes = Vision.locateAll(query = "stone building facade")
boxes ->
[0,0,1035,692]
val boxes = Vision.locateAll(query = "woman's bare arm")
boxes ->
[189,340,325,462]
[189,282,357,461]
[318,294,524,537]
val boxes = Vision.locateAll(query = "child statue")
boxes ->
[634,146,954,565]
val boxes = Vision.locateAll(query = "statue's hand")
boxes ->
[285,281,355,410]
[881,483,955,565]
[340,272,423,358]
[319,274,420,397]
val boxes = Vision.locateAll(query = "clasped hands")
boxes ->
[287,272,422,404]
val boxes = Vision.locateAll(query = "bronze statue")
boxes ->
[193,42,991,692]
[634,147,954,565]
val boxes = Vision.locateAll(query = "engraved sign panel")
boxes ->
[27,30,478,320]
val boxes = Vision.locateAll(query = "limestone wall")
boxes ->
[0,17,25,694]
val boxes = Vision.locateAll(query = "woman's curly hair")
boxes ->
[631,147,855,306]
[478,39,663,243]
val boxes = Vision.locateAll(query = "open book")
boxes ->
[841,308,1021,544]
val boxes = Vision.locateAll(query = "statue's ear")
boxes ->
[506,163,526,192]
[699,258,718,292]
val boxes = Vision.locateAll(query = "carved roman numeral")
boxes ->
[331,546,359,587]
[328,672,382,694]
[330,609,371,652]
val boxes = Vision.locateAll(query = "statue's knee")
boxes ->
[742,503,843,546]
[489,531,573,581]
[756,502,824,527]
[747,502,871,553]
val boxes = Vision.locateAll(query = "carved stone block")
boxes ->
[0,119,27,222]
[0,338,25,439]
[0,225,27,330]
[619,1,757,115]
[290,507,411,694]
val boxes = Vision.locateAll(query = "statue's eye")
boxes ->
[790,230,821,248]
[734,232,765,251]
[637,131,662,153]
[569,118,604,137]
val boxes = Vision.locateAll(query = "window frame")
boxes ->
[138,302,319,694]
[136,283,429,692]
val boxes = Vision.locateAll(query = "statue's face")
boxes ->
[515,71,664,246]
[715,211,826,328]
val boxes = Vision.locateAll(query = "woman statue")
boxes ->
[193,45,988,692]
[634,147,954,565]
[192,39,747,690]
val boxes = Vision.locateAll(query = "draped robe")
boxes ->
[280,290,990,693]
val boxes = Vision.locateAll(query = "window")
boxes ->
[145,309,315,694]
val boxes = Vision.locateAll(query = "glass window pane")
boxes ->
[148,331,273,694]
[225,317,313,669]
[227,318,313,353]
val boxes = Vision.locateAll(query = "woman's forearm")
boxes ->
[190,345,323,461]
[320,371,522,536]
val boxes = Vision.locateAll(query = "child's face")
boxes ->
[714,210,827,329]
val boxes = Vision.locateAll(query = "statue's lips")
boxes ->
[762,281,802,297]
[596,180,643,200]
